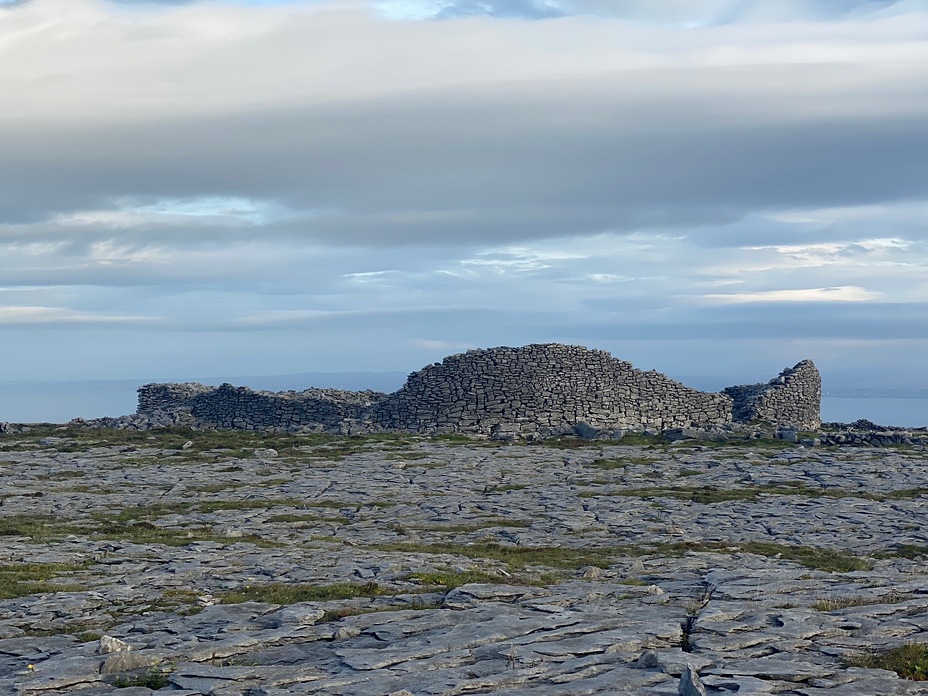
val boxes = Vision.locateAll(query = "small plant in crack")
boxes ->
[681,581,716,653]
[686,581,717,616]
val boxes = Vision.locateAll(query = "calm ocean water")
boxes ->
[0,380,925,428]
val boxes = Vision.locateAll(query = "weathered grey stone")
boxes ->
[98,636,132,655]
[678,666,708,696]
[100,651,160,674]
[634,650,660,669]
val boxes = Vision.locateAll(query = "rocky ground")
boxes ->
[2,427,928,695]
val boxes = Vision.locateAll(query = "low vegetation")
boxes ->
[112,665,172,689]
[811,592,912,611]
[848,643,928,681]
[220,581,382,605]
[374,539,872,573]
[417,518,532,533]
[579,484,928,504]
[0,562,88,600]
[408,569,534,589]
[374,541,617,570]
[695,541,871,573]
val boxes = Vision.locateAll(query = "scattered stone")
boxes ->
[678,666,708,696]
[98,636,132,654]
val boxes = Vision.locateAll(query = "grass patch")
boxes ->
[305,500,353,509]
[97,497,306,523]
[811,593,912,611]
[688,437,795,450]
[848,643,928,680]
[535,437,597,450]
[35,470,87,481]
[877,544,928,559]
[375,539,869,573]
[616,433,667,447]
[319,600,441,622]
[90,518,277,548]
[0,514,74,543]
[62,505,287,547]
[374,542,616,570]
[198,499,304,514]
[188,482,250,493]
[8,426,419,460]
[112,666,172,689]
[0,562,88,599]
[385,452,430,460]
[266,513,349,524]
[419,518,532,533]
[579,484,928,504]
[588,458,630,470]
[657,541,873,573]
[408,569,546,589]
[152,588,205,616]
[220,581,382,605]
[485,484,528,493]
[580,486,760,503]
[432,433,483,444]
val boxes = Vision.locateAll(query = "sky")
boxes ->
[0,0,926,388]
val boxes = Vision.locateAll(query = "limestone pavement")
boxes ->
[1,430,927,694]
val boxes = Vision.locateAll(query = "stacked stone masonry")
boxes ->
[723,360,822,431]
[135,344,821,434]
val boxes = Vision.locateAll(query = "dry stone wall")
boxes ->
[137,383,387,432]
[372,344,732,434]
[133,344,821,434]
[724,360,822,430]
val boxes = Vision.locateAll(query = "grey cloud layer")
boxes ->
[0,0,926,381]
[3,75,926,244]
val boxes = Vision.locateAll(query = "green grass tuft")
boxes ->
[112,665,171,689]
[408,569,546,589]
[848,643,928,680]
[220,581,382,605]
[375,541,615,570]
[0,562,88,599]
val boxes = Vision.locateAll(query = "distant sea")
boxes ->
[0,378,925,428]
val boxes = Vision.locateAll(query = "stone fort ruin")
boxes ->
[134,344,821,435]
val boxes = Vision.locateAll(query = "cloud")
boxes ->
[1,1,925,245]
[435,0,563,19]
[0,306,158,326]
[703,286,882,303]
[0,0,926,382]
[558,0,909,22]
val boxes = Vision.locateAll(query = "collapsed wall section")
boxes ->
[372,344,732,434]
[137,383,387,431]
[724,360,821,430]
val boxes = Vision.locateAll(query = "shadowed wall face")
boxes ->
[724,360,822,430]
